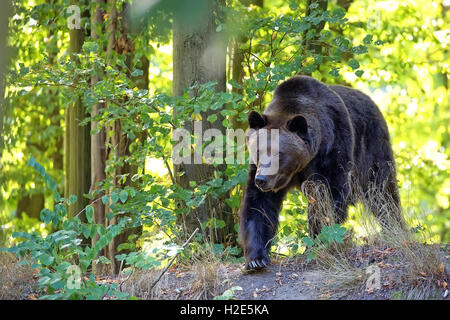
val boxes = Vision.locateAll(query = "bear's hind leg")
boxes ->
[365,166,407,231]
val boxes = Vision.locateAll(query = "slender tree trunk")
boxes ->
[173,0,235,245]
[17,193,45,219]
[230,0,263,129]
[0,2,12,151]
[65,0,91,218]
[231,0,264,93]
[105,0,143,274]
[91,0,107,275]
[302,0,328,76]
[303,0,328,55]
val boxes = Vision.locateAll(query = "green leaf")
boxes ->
[363,34,373,45]
[329,68,339,77]
[101,195,109,205]
[355,70,364,77]
[69,195,77,204]
[54,192,61,203]
[82,224,90,239]
[115,254,127,261]
[221,109,236,117]
[27,155,57,191]
[110,193,119,204]
[86,205,94,223]
[98,256,111,264]
[131,69,143,77]
[207,114,218,123]
[352,45,368,55]
[348,59,360,70]
[39,254,54,266]
[302,236,315,247]
[119,190,128,203]
[82,41,98,53]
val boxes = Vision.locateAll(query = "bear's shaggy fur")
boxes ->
[240,76,405,270]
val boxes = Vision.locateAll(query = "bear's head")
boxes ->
[247,111,312,192]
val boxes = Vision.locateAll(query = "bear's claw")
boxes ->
[246,258,268,271]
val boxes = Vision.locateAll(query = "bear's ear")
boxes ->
[248,111,267,129]
[287,115,308,136]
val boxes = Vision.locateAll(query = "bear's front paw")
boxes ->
[245,257,270,271]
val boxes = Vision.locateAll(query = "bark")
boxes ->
[173,0,235,245]
[17,193,45,219]
[90,0,107,275]
[105,0,144,274]
[230,0,263,129]
[47,4,64,174]
[0,2,12,151]
[65,0,91,218]
[303,0,328,56]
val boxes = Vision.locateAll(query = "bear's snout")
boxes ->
[255,175,267,190]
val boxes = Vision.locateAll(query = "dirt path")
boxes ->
[2,244,448,300]
[229,263,323,300]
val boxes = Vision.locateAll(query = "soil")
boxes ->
[2,244,449,300]
[142,244,450,301]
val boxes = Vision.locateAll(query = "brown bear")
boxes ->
[240,75,405,270]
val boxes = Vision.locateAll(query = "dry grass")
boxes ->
[122,268,171,299]
[301,178,448,300]
[0,252,37,299]
[122,241,229,300]
[190,250,224,299]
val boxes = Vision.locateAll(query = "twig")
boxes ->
[149,227,199,291]
[119,265,135,291]
[161,153,175,185]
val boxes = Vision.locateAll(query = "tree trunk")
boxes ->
[173,0,235,245]
[105,0,144,274]
[303,0,328,55]
[65,0,91,218]
[17,193,45,219]
[230,0,263,129]
[90,0,107,275]
[301,0,328,76]
[0,2,12,151]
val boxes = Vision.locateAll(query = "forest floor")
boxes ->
[1,243,449,300]
[122,243,450,300]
